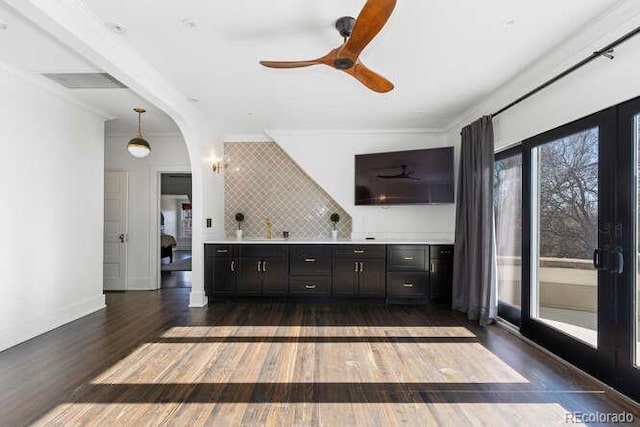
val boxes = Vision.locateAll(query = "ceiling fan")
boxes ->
[377,165,420,181]
[259,0,397,93]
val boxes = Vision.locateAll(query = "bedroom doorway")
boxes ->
[160,173,192,288]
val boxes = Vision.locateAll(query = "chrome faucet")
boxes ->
[265,218,272,239]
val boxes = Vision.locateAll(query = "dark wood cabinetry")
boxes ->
[386,246,429,298]
[429,245,454,302]
[205,244,238,297]
[205,242,453,302]
[236,245,289,296]
[289,245,332,297]
[333,245,385,297]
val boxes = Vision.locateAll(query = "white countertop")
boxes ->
[204,238,454,245]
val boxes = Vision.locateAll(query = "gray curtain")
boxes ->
[452,116,498,326]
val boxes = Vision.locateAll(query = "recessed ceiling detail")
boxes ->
[42,72,128,89]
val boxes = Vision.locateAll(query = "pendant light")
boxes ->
[127,107,151,158]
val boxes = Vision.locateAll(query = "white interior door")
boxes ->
[104,171,128,291]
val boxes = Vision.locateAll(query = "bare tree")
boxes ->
[538,129,598,259]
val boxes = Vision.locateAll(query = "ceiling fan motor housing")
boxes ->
[335,16,356,38]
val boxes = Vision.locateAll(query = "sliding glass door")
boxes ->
[521,101,640,400]
[530,127,600,348]
[522,109,618,382]
[615,98,640,400]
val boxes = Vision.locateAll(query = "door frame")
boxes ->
[150,166,191,290]
[521,107,618,381]
[613,97,640,400]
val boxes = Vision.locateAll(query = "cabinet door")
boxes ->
[333,258,359,296]
[359,259,386,297]
[430,258,453,302]
[212,258,237,296]
[236,258,263,295]
[387,272,429,298]
[387,246,426,271]
[262,257,289,296]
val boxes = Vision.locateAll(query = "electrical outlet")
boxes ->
[206,218,212,228]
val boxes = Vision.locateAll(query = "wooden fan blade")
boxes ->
[260,59,323,69]
[341,0,397,60]
[342,61,394,93]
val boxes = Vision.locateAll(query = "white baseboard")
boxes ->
[0,294,106,353]
[189,290,208,307]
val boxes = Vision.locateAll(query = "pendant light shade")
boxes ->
[127,107,151,158]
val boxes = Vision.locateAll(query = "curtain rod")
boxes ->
[491,25,640,119]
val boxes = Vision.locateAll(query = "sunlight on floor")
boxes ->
[159,326,478,338]
[92,336,528,384]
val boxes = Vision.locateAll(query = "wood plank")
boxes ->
[0,289,637,426]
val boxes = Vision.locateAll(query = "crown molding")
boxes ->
[224,133,274,143]
[264,127,446,137]
[0,61,114,120]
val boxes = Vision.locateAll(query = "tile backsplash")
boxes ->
[224,142,352,239]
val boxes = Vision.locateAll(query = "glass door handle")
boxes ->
[610,247,624,275]
[593,249,608,271]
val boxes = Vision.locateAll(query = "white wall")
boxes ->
[449,3,640,149]
[269,131,457,241]
[0,65,106,352]
[105,134,190,290]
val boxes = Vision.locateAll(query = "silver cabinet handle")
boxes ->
[305,284,316,289]
[257,261,262,272]
[430,262,435,272]
[262,261,267,272]
[304,258,316,262]
[354,249,365,254]
[359,261,364,273]
[354,261,359,272]
[403,283,414,288]
[217,249,228,253]
[403,256,414,260]
[230,260,235,272]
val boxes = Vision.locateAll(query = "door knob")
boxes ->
[118,233,125,243]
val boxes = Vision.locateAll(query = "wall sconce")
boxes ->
[211,155,229,174]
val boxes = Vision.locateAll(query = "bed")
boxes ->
[161,233,177,262]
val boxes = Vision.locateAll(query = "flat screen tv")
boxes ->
[355,147,454,205]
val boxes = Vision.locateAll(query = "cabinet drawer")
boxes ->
[240,244,287,259]
[387,272,429,297]
[334,245,385,259]
[290,245,332,274]
[206,244,235,257]
[289,276,330,296]
[387,245,426,271]
[430,245,454,259]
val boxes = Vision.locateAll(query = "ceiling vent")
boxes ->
[42,72,127,89]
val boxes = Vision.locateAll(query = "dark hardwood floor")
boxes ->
[161,250,192,288]
[0,289,638,425]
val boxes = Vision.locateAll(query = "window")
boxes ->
[494,149,522,326]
